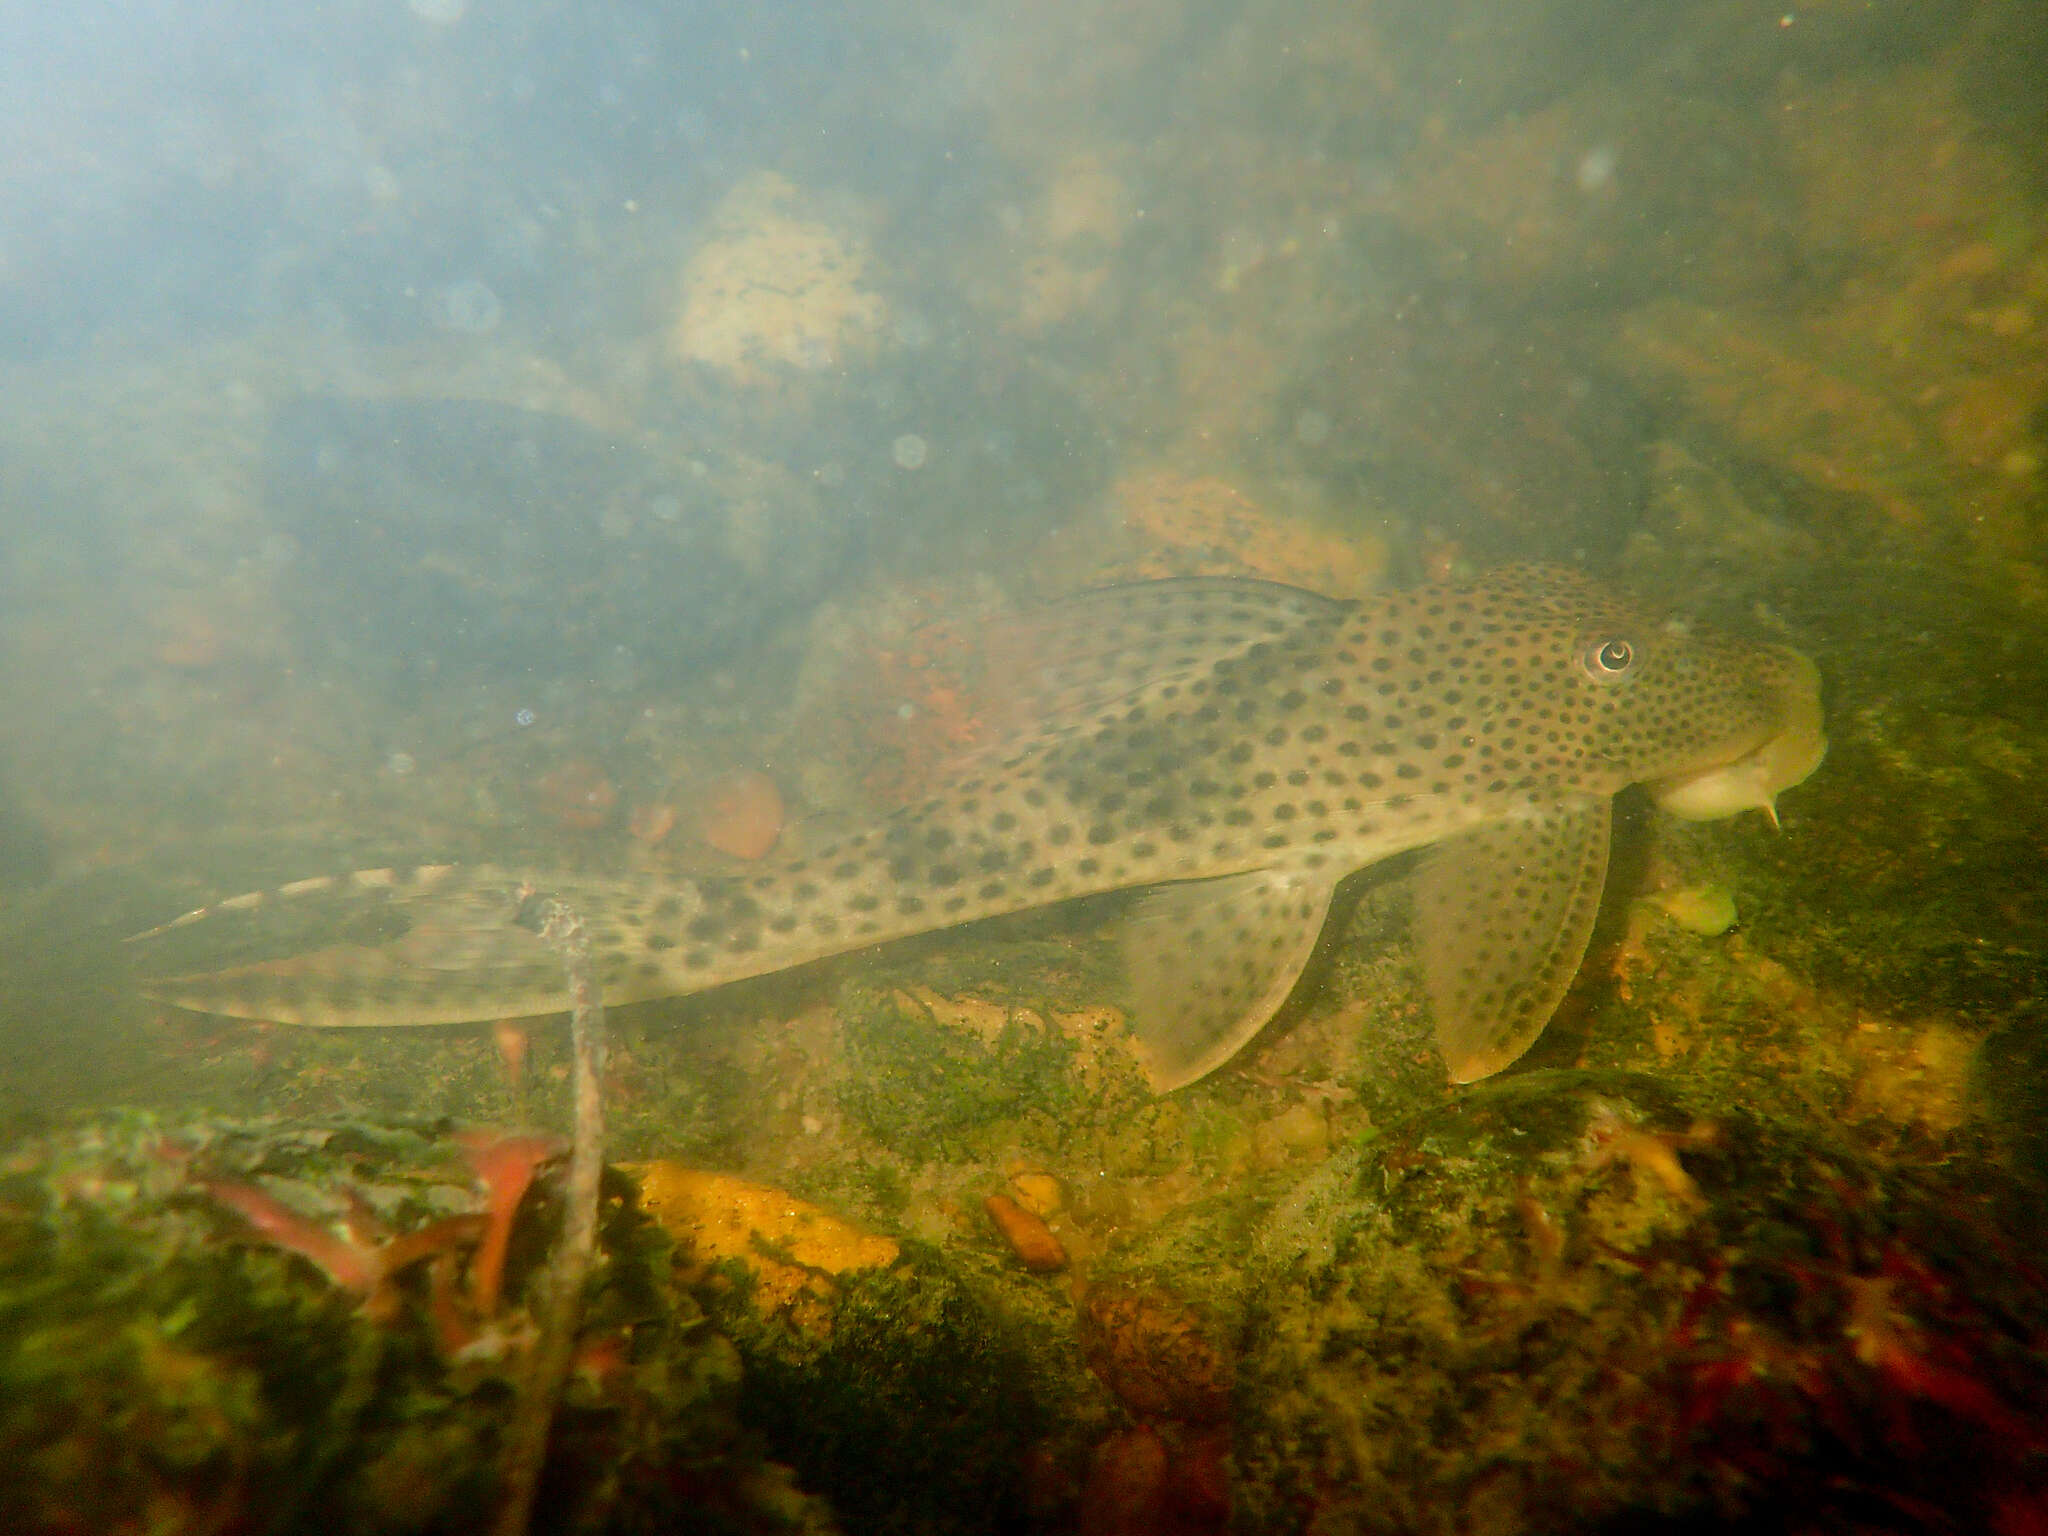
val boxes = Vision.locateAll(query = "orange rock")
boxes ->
[1080,1285,1231,1424]
[1079,1426,1168,1536]
[1610,300,1934,530]
[628,800,678,846]
[533,758,618,831]
[490,1018,530,1088]
[985,1192,1069,1273]
[1161,1425,1232,1527]
[700,768,784,859]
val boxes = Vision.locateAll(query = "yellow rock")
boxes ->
[670,172,885,381]
[896,985,1018,1045]
[894,987,1139,1089]
[1641,884,1739,937]
[1008,1170,1065,1219]
[628,1161,897,1323]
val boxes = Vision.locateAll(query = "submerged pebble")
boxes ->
[1009,1170,1064,1218]
[700,769,785,860]
[533,759,618,831]
[985,1193,1068,1273]
[1643,883,1739,936]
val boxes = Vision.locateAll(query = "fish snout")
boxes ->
[1648,646,1826,826]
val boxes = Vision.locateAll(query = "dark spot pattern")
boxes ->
[143,564,1795,1109]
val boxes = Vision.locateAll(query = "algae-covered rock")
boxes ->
[1230,1071,2048,1535]
[708,1251,1079,1536]
[0,1111,829,1536]
[670,173,887,382]
[834,976,1150,1165]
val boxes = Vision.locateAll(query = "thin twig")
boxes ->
[494,889,608,1536]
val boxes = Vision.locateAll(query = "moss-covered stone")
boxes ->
[710,1251,1078,1536]
[1230,1073,2048,1535]
[834,978,1127,1164]
[0,1111,825,1536]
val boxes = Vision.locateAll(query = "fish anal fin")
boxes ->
[1417,798,1612,1084]
[1121,868,1339,1092]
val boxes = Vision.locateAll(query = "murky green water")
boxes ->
[2,2,2045,1532]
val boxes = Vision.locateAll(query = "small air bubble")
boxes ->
[1576,145,1619,194]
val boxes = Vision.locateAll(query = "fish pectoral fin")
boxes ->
[1120,868,1339,1092]
[1416,797,1612,1084]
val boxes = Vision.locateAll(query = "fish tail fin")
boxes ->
[128,863,590,1026]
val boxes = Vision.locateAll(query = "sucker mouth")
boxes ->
[1647,648,1826,826]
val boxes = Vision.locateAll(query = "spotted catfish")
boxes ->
[130,567,1825,1088]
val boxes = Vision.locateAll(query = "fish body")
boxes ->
[132,567,1825,1087]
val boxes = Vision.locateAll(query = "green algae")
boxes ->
[0,1111,817,1536]
[708,1252,1084,1536]
[1229,1073,2048,1535]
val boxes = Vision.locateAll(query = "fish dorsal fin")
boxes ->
[1416,797,1612,1083]
[1120,867,1340,1091]
[977,578,1347,764]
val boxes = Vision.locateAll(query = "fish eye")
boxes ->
[1581,636,1636,680]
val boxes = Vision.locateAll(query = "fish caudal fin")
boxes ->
[1119,868,1339,1091]
[128,864,597,1027]
[1416,797,1612,1083]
